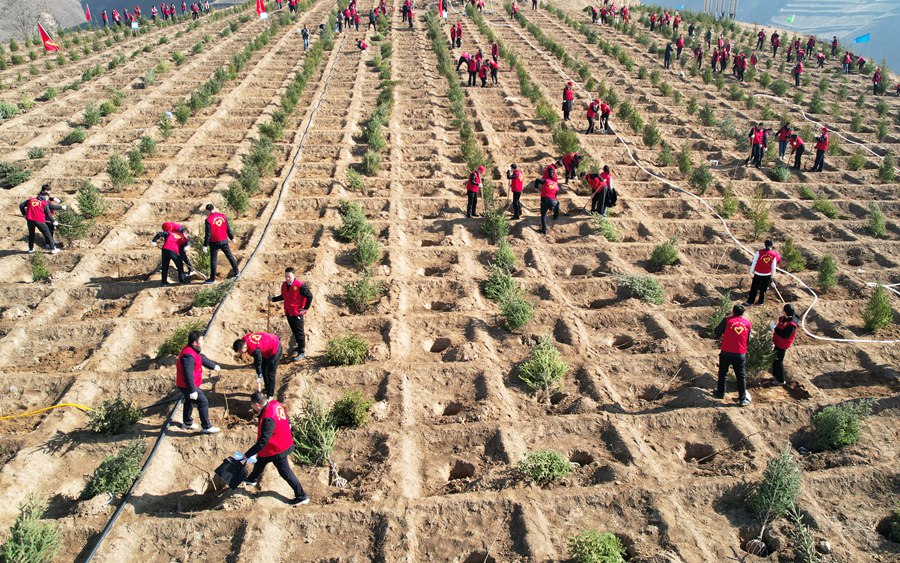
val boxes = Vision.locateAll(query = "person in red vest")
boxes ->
[694,45,703,69]
[675,35,685,60]
[192,2,200,19]
[585,97,600,134]
[535,175,560,235]
[562,81,574,121]
[776,122,792,160]
[271,267,313,359]
[489,59,499,85]
[176,330,222,433]
[151,5,158,19]
[792,61,803,88]
[455,21,462,48]
[102,10,108,26]
[456,52,470,72]
[181,1,187,15]
[796,46,805,63]
[771,33,780,58]
[581,166,611,216]
[233,332,282,400]
[237,392,309,505]
[506,163,523,219]
[830,36,838,57]
[811,126,828,172]
[816,51,825,68]
[478,63,488,87]
[465,165,484,218]
[788,133,805,170]
[511,1,518,16]
[542,160,559,182]
[450,24,457,47]
[806,35,815,54]
[713,304,752,406]
[771,304,799,385]
[561,151,582,183]
[406,5,413,28]
[841,51,852,74]
[649,12,657,32]
[491,42,499,63]
[599,99,611,132]
[151,225,189,285]
[162,221,198,279]
[749,51,758,67]
[466,55,478,87]
[203,204,239,283]
[744,239,781,306]
[19,191,64,254]
[357,39,367,51]
[872,67,882,96]
[756,29,765,50]
[856,55,866,73]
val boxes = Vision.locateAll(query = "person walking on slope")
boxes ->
[756,29,765,50]
[506,164,524,220]
[535,175,560,235]
[744,239,781,306]
[776,123,792,160]
[582,166,612,216]
[562,81,575,121]
[467,54,478,87]
[561,151,582,183]
[713,304,752,407]
[234,332,283,401]
[237,392,310,506]
[872,67,882,95]
[489,59,499,85]
[586,97,600,134]
[792,60,803,88]
[19,191,64,254]
[271,267,313,359]
[788,133,805,170]
[811,126,828,172]
[177,330,222,434]
[664,41,673,69]
[771,303,799,386]
[465,165,484,218]
[151,225,189,286]
[203,204,239,283]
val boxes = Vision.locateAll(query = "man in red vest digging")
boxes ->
[713,304,752,406]
[237,391,309,506]
[203,204,239,283]
[271,267,313,359]
[744,239,781,306]
[176,331,222,433]
[233,332,282,400]
[771,304,799,386]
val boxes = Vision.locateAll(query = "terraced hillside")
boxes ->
[0,0,897,561]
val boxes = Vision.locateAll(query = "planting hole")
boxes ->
[739,528,778,558]
[463,553,496,563]
[429,301,455,312]
[448,460,475,481]
[876,515,900,543]
[683,442,716,464]
[443,402,464,416]
[421,337,452,353]
[569,264,590,276]
[569,450,595,466]
[550,391,568,405]
[607,334,634,349]
[423,267,447,276]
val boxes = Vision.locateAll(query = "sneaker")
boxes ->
[288,495,310,506]
[27,249,34,254]
[739,395,752,407]
[712,391,725,400]
[182,422,199,430]
[51,248,60,254]
[203,279,216,284]
[201,426,221,434]
[242,478,259,487]
[187,269,196,277]
[296,352,306,360]
[770,378,785,386]
[741,301,753,307]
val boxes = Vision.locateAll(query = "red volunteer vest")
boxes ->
[281,280,307,316]
[587,101,599,118]
[773,317,798,350]
[25,198,48,222]
[509,170,523,193]
[258,401,293,457]
[162,231,186,252]
[466,171,481,193]
[244,332,280,358]
[600,103,611,115]
[815,133,828,151]
[206,213,229,243]
[564,88,574,101]
[176,345,203,388]
[163,221,183,233]
[586,175,604,194]
[721,315,751,354]
[754,249,780,275]
[540,179,559,199]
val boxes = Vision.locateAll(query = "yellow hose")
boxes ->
[0,403,92,421]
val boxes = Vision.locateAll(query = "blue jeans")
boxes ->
[303,37,309,50]
[778,140,788,158]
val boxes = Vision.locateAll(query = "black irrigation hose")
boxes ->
[83,18,349,563]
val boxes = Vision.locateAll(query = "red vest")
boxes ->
[600,103,611,116]
[244,332,280,358]
[163,221,183,233]
[542,164,557,181]
[162,231,186,252]
[281,280,307,316]
[815,133,828,151]
[258,401,293,457]
[586,174,604,194]
[540,179,559,199]
[176,345,203,388]
[562,152,578,169]
[24,198,48,222]
[564,87,574,101]
[491,44,498,56]
[773,317,798,350]
[466,171,481,193]
[206,213,229,243]
[509,170,523,192]
[587,100,599,118]
[721,315,751,354]
[599,172,611,188]
[753,249,781,275]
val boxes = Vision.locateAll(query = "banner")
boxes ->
[37,22,60,52]
[786,14,795,23]
[85,3,92,22]
[854,33,870,43]
[256,0,267,17]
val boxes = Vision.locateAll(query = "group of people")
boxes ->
[100,1,210,26]
[744,121,830,172]
[587,4,630,26]
[19,184,65,254]
[150,204,240,285]
[449,21,501,88]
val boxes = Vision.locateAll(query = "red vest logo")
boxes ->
[213,217,224,227]
[248,333,262,344]
[733,325,746,335]
[762,256,772,263]
[31,200,41,207]
[274,405,287,420]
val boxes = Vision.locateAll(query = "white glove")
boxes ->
[770,322,777,330]
[52,197,61,203]
[247,455,257,464]
[202,246,208,253]
[53,221,58,226]
[232,452,245,461]
[189,391,198,400]
[770,281,776,288]
[60,204,67,210]
[214,364,221,372]
[151,241,157,246]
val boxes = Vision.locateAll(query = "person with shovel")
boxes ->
[271,267,313,360]
[465,165,484,218]
[203,204,239,284]
[20,190,64,254]
[233,332,282,401]
[506,164,524,219]
[236,391,309,506]
[713,304,752,407]
[535,175,561,235]
[176,331,222,434]
[771,303,799,386]
[743,239,781,307]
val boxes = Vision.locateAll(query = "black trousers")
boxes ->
[794,72,800,87]
[180,387,211,428]
[563,100,572,120]
[586,116,595,134]
[793,145,805,169]
[664,54,671,69]
[564,162,577,182]
[812,149,825,171]
[210,241,238,279]
[600,113,609,130]
[747,274,772,304]
[490,69,498,84]
[757,38,764,50]
[468,71,477,86]
[539,197,559,233]
[179,247,194,272]
[161,249,186,284]
[772,347,787,383]
[676,46,682,59]
[246,448,306,499]
[286,314,306,354]
[511,191,522,218]
[466,190,479,217]
[717,352,748,398]
[591,190,608,215]
[260,345,282,397]
[751,144,763,167]
[26,220,55,251]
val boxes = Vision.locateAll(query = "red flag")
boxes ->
[85,3,92,22]
[37,22,60,52]
[255,0,266,15]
